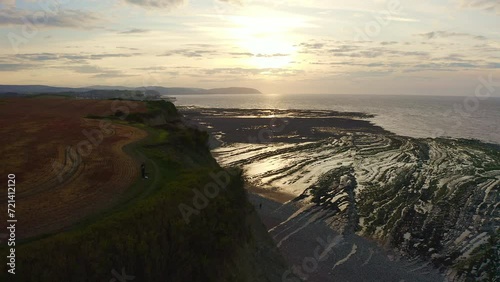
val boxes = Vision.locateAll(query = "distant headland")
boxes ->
[0,85,262,95]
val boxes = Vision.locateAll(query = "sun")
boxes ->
[242,37,296,68]
[228,15,299,69]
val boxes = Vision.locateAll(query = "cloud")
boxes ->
[185,44,216,48]
[331,48,428,58]
[459,0,500,14]
[160,48,290,59]
[384,16,420,23]
[229,52,254,57]
[134,66,180,76]
[217,0,244,5]
[15,53,60,61]
[123,0,185,9]
[0,63,36,71]
[119,28,150,34]
[347,70,394,77]
[229,52,290,58]
[255,53,290,58]
[0,9,102,29]
[12,52,141,62]
[0,0,15,7]
[158,48,218,58]
[417,31,487,40]
[297,41,432,61]
[380,41,398,46]
[203,67,304,77]
[404,61,499,72]
[332,50,382,58]
[92,71,137,78]
[63,64,106,74]
[328,45,360,53]
[89,53,142,59]
[328,61,406,68]
[299,42,326,49]
[57,64,137,78]
[437,53,470,62]
[298,42,328,54]
[473,43,500,53]
[116,47,140,51]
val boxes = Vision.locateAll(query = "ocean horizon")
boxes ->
[174,93,500,145]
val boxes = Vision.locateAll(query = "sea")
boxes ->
[173,94,500,145]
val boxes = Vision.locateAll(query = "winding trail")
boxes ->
[36,124,165,241]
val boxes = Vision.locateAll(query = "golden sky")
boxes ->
[0,0,499,94]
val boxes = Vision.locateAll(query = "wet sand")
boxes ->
[181,107,445,282]
[248,192,445,282]
[181,107,392,145]
[246,183,296,204]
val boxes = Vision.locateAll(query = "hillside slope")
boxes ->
[0,99,289,281]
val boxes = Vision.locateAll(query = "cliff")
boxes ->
[0,100,289,281]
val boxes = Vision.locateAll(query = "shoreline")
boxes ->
[182,107,392,145]
[186,106,499,281]
[178,104,500,146]
[245,183,296,204]
[246,191,444,282]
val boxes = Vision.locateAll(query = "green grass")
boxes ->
[125,100,179,124]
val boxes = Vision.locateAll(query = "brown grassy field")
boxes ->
[0,97,148,239]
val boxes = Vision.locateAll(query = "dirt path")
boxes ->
[19,121,149,239]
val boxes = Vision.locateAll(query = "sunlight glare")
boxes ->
[228,15,302,68]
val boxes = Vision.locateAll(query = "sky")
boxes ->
[0,0,499,95]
